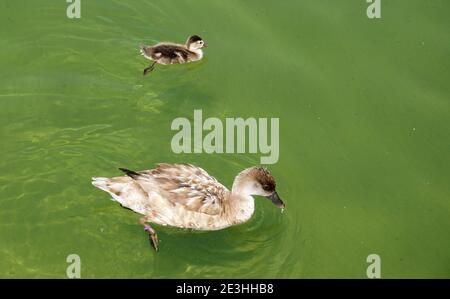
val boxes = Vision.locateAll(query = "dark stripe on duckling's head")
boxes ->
[187,35,203,43]
[186,35,207,50]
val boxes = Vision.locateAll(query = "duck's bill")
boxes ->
[266,191,285,209]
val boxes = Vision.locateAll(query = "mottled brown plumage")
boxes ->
[250,167,276,192]
[141,163,228,215]
[92,164,284,250]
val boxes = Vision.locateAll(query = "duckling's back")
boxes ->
[140,43,199,64]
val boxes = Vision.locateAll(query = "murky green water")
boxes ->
[0,0,449,278]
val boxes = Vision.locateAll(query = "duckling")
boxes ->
[140,35,207,75]
[92,164,285,251]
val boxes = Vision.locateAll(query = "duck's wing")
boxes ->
[122,164,229,216]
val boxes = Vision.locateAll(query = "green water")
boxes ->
[0,0,449,278]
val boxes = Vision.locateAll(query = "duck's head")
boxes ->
[233,167,285,209]
[186,35,207,50]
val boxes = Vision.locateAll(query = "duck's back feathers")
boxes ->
[118,167,140,179]
[93,164,229,218]
[147,163,229,215]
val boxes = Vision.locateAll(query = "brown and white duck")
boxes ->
[139,35,207,75]
[92,164,285,251]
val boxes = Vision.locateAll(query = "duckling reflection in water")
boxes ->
[92,164,285,251]
[140,35,207,75]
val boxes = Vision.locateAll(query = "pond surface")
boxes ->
[0,0,449,278]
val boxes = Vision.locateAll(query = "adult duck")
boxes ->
[92,164,285,251]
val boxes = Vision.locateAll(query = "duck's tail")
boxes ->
[91,177,126,204]
[91,176,148,215]
[91,177,110,192]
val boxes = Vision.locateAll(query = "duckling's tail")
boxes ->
[140,45,152,60]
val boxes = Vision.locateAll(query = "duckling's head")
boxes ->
[186,35,206,50]
[233,167,285,209]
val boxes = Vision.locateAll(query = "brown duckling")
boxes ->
[140,35,207,75]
